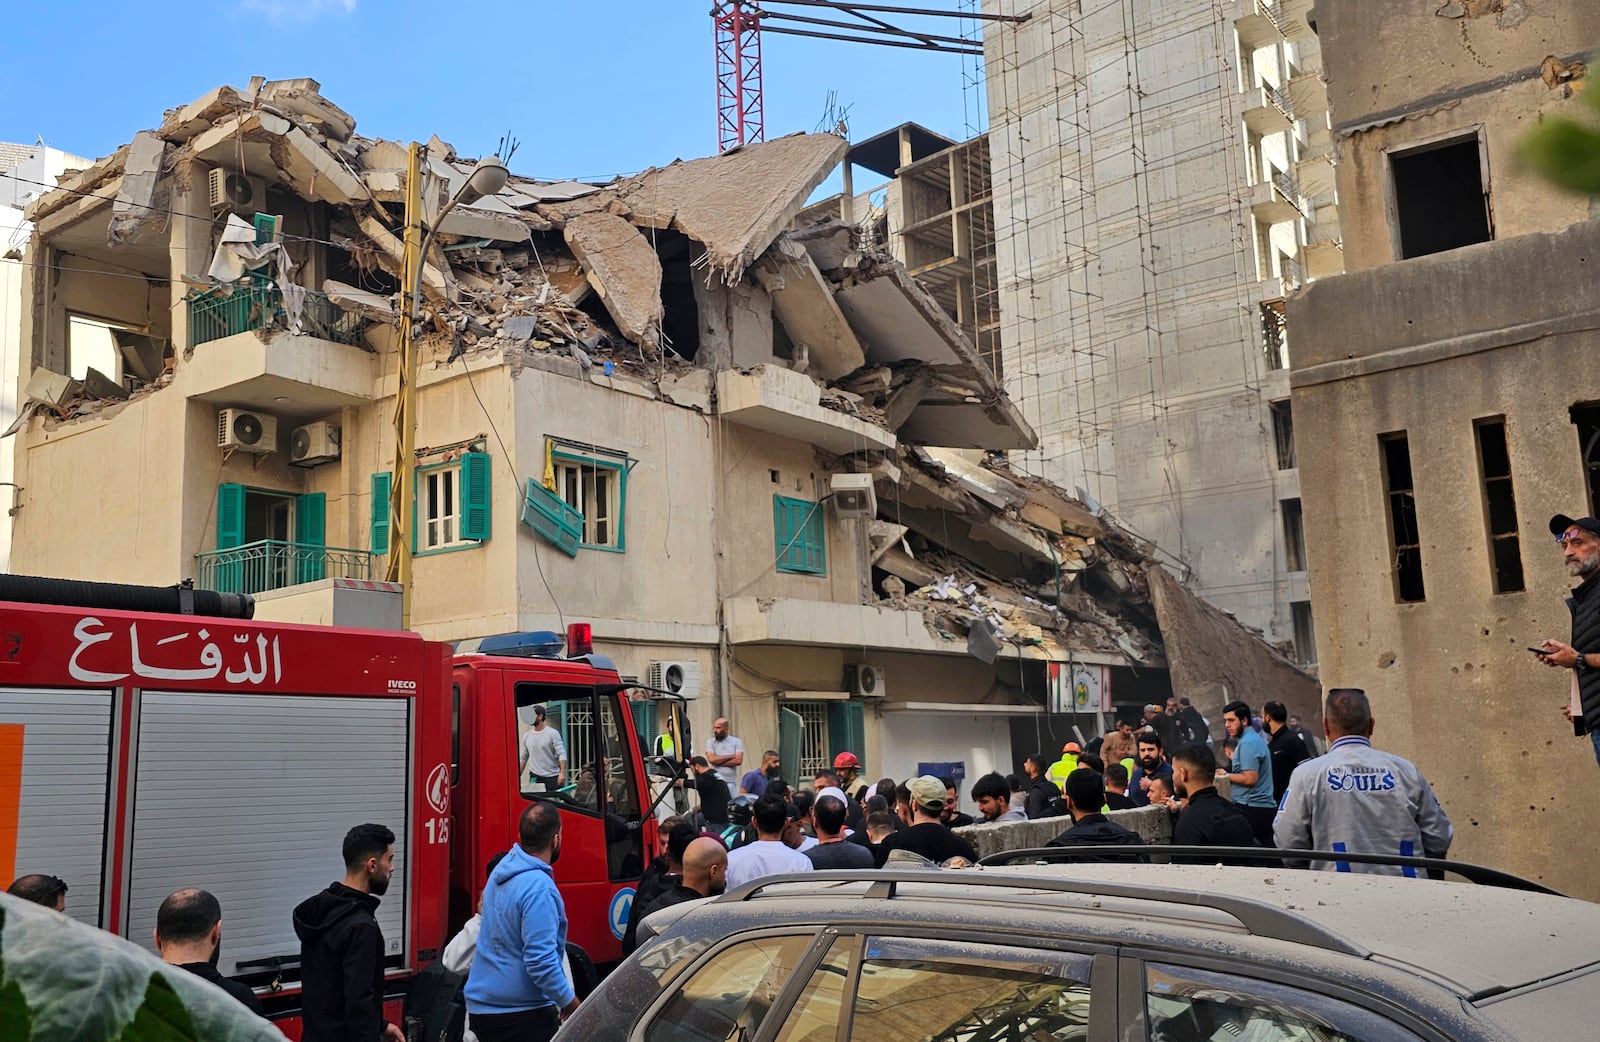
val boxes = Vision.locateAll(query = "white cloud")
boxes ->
[240,0,358,22]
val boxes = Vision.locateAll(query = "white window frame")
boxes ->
[422,464,469,550]
[554,458,623,549]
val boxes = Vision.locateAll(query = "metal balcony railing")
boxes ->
[195,540,373,595]
[189,281,372,350]
[1258,0,1289,36]
[1269,82,1296,122]
[1273,168,1309,219]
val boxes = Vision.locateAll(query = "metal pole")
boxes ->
[387,141,423,630]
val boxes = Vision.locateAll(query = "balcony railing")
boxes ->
[190,281,372,350]
[1273,168,1309,219]
[1258,0,1289,35]
[1269,82,1296,123]
[196,540,373,595]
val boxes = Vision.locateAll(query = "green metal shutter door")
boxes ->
[828,701,864,763]
[459,451,491,541]
[779,708,803,790]
[295,492,327,583]
[632,699,658,753]
[370,472,392,554]
[215,484,246,594]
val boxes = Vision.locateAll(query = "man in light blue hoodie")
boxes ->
[464,802,578,1042]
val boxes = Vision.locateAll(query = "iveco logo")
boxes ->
[388,679,419,692]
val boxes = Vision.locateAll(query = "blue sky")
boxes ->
[1,1,987,189]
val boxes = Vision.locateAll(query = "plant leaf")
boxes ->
[0,893,280,1042]
[1519,117,1600,195]
[0,906,36,1042]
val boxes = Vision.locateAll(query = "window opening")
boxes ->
[1291,601,1317,667]
[1381,432,1426,603]
[1391,135,1492,259]
[1475,418,1525,594]
[1282,498,1306,572]
[1570,402,1600,518]
[1261,300,1288,370]
[787,700,830,781]
[774,495,826,575]
[655,230,701,361]
[553,454,625,549]
[422,465,464,550]
[1270,399,1295,469]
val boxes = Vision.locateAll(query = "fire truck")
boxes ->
[0,577,694,1034]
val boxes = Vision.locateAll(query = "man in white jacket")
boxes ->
[1273,687,1453,876]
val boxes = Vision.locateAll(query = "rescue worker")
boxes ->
[1045,741,1081,789]
[1274,687,1453,875]
[832,751,866,802]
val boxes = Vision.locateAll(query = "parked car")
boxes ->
[556,851,1600,1042]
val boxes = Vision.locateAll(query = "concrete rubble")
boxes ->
[17,77,1313,702]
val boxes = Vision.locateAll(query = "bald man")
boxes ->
[633,837,727,929]
[155,888,265,1016]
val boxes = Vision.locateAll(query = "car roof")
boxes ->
[696,864,1600,998]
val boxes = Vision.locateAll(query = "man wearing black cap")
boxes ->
[1537,514,1600,765]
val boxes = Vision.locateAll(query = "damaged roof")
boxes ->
[24,76,1033,452]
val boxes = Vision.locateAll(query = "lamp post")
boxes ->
[386,144,510,630]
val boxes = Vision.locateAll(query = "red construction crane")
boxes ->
[711,1,1028,154]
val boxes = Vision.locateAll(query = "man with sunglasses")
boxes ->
[5,873,67,912]
[1537,514,1600,765]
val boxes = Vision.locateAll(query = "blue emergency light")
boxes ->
[455,631,566,658]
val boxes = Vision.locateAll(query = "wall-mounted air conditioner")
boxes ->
[290,421,341,467]
[845,663,886,699]
[830,473,877,519]
[647,660,702,700]
[217,408,278,454]
[208,168,269,215]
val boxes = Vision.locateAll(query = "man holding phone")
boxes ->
[1537,514,1600,767]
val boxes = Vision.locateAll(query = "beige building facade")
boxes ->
[1289,2,1600,897]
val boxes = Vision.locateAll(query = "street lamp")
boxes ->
[386,146,511,630]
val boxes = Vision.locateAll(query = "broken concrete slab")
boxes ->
[107,131,166,245]
[749,236,865,381]
[24,144,128,223]
[323,280,397,321]
[158,85,249,143]
[922,448,1028,511]
[358,214,452,300]
[615,132,847,284]
[563,212,664,354]
[656,369,712,413]
[790,215,859,271]
[261,78,355,142]
[717,365,897,455]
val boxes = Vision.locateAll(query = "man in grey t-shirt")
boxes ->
[705,717,744,789]
[519,705,567,791]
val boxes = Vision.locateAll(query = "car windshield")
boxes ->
[1475,965,1600,1037]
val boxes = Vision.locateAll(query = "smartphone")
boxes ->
[1528,646,1549,654]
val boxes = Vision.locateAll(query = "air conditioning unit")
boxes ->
[290,421,341,467]
[829,473,877,519]
[208,167,269,215]
[217,408,278,454]
[647,660,701,700]
[845,663,886,699]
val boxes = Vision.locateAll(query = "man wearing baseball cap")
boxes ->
[872,775,977,868]
[1537,514,1600,765]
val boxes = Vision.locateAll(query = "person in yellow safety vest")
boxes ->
[1046,742,1082,788]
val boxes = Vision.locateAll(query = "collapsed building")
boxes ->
[8,77,1316,783]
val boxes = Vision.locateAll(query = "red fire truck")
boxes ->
[0,578,690,1034]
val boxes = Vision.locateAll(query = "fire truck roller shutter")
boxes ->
[125,692,410,979]
[0,687,115,928]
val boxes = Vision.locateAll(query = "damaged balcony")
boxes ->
[195,540,372,595]
[717,365,898,454]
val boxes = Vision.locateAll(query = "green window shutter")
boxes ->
[632,699,658,752]
[370,472,392,554]
[295,492,327,584]
[459,451,492,541]
[521,479,582,557]
[217,484,246,549]
[804,500,826,574]
[775,496,825,575]
[828,701,865,763]
[252,213,280,244]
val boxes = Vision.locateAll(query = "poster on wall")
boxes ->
[1048,663,1111,714]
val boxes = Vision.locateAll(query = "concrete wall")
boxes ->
[1317,0,1600,272]
[1288,220,1600,898]
[980,0,1311,646]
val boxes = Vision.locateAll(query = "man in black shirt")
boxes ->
[1045,770,1147,862]
[1262,700,1311,803]
[805,795,874,869]
[633,837,727,924]
[1177,698,1210,746]
[1103,763,1138,810]
[1169,743,1261,865]
[689,756,731,831]
[874,776,977,867]
[155,888,265,1016]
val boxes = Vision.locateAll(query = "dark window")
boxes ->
[1391,136,1492,259]
[1292,601,1317,667]
[1270,399,1295,469]
[1261,299,1288,370]
[1146,963,1424,1041]
[1282,498,1306,572]
[642,934,818,1042]
[1572,402,1600,518]
[1475,418,1524,593]
[1381,433,1426,602]
[451,683,461,784]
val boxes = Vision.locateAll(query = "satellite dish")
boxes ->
[232,412,264,446]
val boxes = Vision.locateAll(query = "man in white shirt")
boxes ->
[519,705,567,792]
[704,717,745,789]
[725,795,813,889]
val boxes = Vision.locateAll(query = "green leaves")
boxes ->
[0,894,281,1042]
[1519,66,1600,196]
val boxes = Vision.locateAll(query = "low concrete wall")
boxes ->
[955,806,1171,860]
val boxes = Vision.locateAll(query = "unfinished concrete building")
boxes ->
[1287,4,1600,899]
[979,0,1339,661]
[7,78,1314,794]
